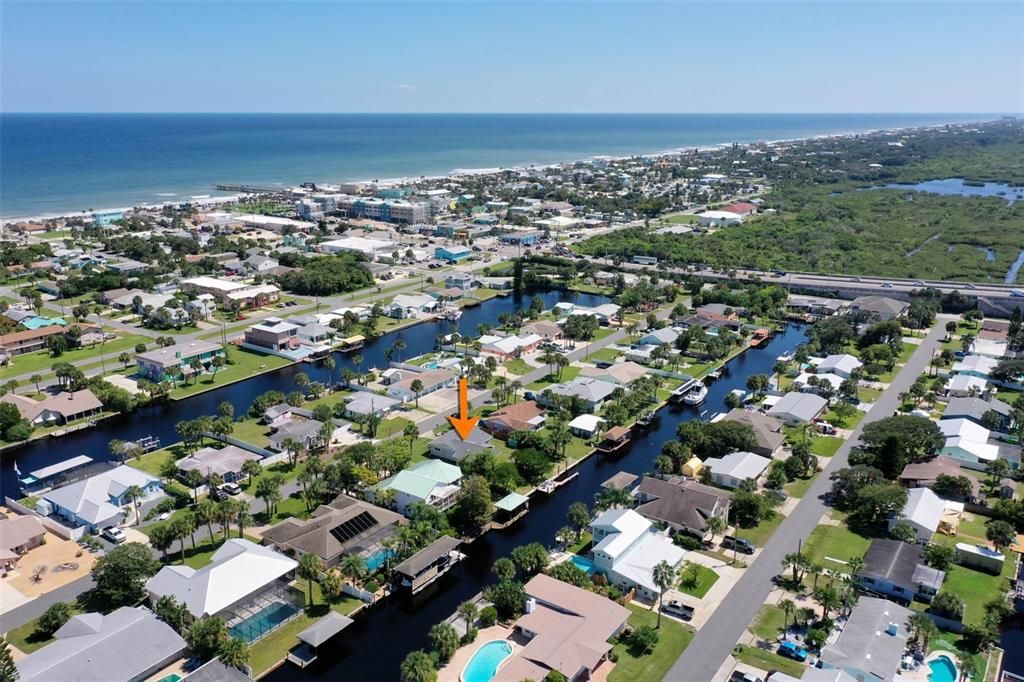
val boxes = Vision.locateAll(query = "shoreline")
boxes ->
[0,115,998,223]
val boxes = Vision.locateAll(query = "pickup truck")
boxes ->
[661,599,694,621]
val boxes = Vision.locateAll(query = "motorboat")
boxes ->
[682,383,708,405]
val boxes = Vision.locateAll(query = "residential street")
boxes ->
[667,319,949,682]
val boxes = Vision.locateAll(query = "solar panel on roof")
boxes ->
[328,511,379,544]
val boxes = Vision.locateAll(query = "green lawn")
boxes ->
[736,511,786,548]
[567,532,592,555]
[503,358,533,375]
[940,553,1014,626]
[527,365,580,390]
[663,214,699,224]
[676,562,719,598]
[957,513,988,540]
[823,408,864,429]
[858,387,883,403]
[810,436,844,457]
[0,333,152,382]
[783,474,817,499]
[230,418,273,448]
[169,346,293,399]
[801,524,872,570]
[5,603,85,654]
[608,604,694,682]
[750,603,788,641]
[376,416,416,439]
[733,644,805,678]
[589,347,624,363]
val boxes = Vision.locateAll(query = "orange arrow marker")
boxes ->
[447,377,479,440]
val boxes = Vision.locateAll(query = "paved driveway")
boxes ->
[667,319,948,682]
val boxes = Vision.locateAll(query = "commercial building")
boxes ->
[135,340,225,383]
[435,245,472,263]
[318,236,396,260]
[335,196,429,224]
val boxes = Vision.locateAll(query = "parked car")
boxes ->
[730,673,763,682]
[661,599,694,621]
[210,488,229,502]
[721,536,755,555]
[101,526,126,544]
[778,641,809,662]
[221,482,243,496]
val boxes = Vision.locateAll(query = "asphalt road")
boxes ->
[666,319,949,682]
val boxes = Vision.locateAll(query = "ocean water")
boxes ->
[0,113,993,218]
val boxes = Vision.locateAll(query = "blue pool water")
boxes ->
[569,555,598,575]
[364,549,395,572]
[228,601,300,643]
[928,655,958,682]
[463,640,514,682]
[423,362,441,370]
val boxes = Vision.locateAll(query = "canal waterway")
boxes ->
[0,290,610,500]
[264,323,809,682]
[869,178,1024,204]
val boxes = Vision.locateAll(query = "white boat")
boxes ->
[682,383,708,405]
[442,308,462,321]
[776,350,795,362]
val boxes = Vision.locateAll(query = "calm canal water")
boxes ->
[0,290,610,500]
[265,323,808,682]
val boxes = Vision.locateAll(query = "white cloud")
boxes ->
[397,84,417,92]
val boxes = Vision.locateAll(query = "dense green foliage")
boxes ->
[278,254,375,295]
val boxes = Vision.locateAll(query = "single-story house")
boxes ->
[0,389,104,425]
[261,495,406,568]
[480,401,546,436]
[899,458,978,499]
[386,368,458,402]
[720,408,786,457]
[952,354,998,380]
[40,465,162,532]
[578,361,649,387]
[522,320,562,340]
[633,476,731,541]
[939,418,1000,469]
[702,451,772,489]
[147,539,297,620]
[492,573,630,682]
[889,487,957,544]
[0,515,46,572]
[793,371,844,395]
[387,294,439,319]
[568,413,606,439]
[269,418,330,452]
[478,333,543,359]
[768,392,828,425]
[175,445,262,484]
[536,377,617,412]
[943,396,1013,433]
[857,538,944,604]
[342,393,401,420]
[15,607,187,682]
[819,597,912,682]
[817,353,863,379]
[850,295,909,321]
[429,427,493,463]
[945,373,989,398]
[638,328,679,347]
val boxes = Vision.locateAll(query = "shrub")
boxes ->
[479,606,498,627]
[460,627,479,645]
[37,602,72,636]
[363,579,380,594]
[672,532,704,551]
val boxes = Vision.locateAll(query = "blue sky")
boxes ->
[2,1,1021,113]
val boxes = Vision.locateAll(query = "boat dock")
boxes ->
[537,471,579,494]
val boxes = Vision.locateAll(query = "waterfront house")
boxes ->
[793,371,844,396]
[819,597,912,682]
[478,333,543,359]
[702,451,772,489]
[785,294,848,319]
[888,487,960,544]
[342,393,401,420]
[0,389,103,425]
[175,445,262,484]
[15,607,186,682]
[857,539,944,604]
[491,573,630,682]
[589,508,685,601]
[135,340,225,383]
[720,409,786,457]
[767,392,828,425]
[39,465,162,533]
[386,367,457,402]
[480,401,546,436]
[444,271,477,290]
[370,459,463,516]
[536,377,617,412]
[386,293,439,319]
[522,320,562,341]
[816,353,863,379]
[262,495,406,568]
[633,476,731,542]
[429,427,493,463]
[567,413,606,439]
[263,403,313,426]
[243,317,301,354]
[269,418,331,452]
[850,295,909,322]
[147,538,297,620]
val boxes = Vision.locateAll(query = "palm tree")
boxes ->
[908,612,939,650]
[124,485,144,526]
[782,552,810,585]
[814,585,841,620]
[322,354,336,390]
[779,598,796,634]
[339,553,366,588]
[394,338,406,362]
[705,515,727,547]
[218,636,249,670]
[297,553,323,607]
[457,600,479,638]
[235,509,252,539]
[652,560,676,629]
[808,563,824,592]
[509,379,523,403]
[403,422,419,454]
[241,459,261,486]
[410,379,424,408]
[194,500,218,545]
[29,374,41,394]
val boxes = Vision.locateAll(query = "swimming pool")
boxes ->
[928,654,958,682]
[462,640,513,682]
[364,548,395,572]
[228,601,300,643]
[569,555,597,575]
[423,361,441,370]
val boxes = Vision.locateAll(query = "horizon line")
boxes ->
[1,111,1016,116]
